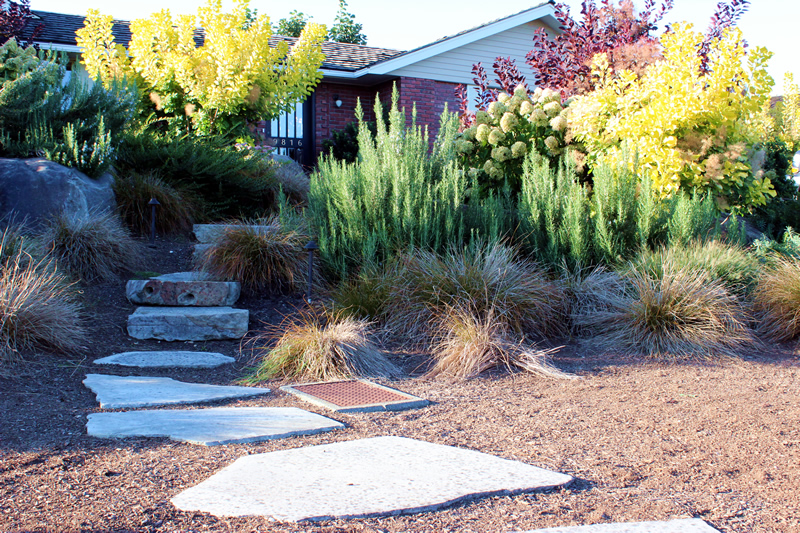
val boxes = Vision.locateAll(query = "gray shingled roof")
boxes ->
[22,10,404,72]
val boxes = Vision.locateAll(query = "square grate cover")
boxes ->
[281,379,428,413]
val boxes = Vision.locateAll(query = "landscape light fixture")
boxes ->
[334,95,343,108]
[148,197,160,248]
[304,240,319,304]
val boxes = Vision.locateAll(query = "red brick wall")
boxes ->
[311,77,460,161]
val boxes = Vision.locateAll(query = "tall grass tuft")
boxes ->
[627,241,761,296]
[113,171,198,235]
[426,305,567,379]
[387,241,566,342]
[330,260,398,321]
[571,261,753,358]
[0,234,85,364]
[753,257,800,341]
[309,86,509,281]
[40,212,142,282]
[243,310,401,382]
[197,216,308,294]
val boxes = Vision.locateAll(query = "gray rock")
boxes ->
[127,307,249,341]
[171,436,572,521]
[193,224,277,244]
[87,406,344,445]
[126,272,241,306]
[94,351,235,368]
[516,518,721,532]
[83,374,270,409]
[0,158,115,229]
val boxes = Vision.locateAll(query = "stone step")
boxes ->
[87,406,344,446]
[94,351,235,368]
[127,307,249,341]
[126,272,240,307]
[83,374,270,409]
[193,223,277,244]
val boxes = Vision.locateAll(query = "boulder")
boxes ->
[127,307,249,341]
[126,272,241,306]
[0,158,115,228]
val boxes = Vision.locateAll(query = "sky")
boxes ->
[30,0,799,94]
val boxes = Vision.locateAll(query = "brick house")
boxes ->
[23,3,559,167]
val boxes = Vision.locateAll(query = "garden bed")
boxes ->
[0,237,798,533]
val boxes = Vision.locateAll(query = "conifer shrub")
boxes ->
[40,212,142,282]
[571,260,753,358]
[242,309,401,382]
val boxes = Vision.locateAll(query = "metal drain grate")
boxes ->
[281,380,429,413]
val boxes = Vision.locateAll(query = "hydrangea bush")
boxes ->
[454,85,570,195]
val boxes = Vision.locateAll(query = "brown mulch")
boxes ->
[1,236,799,533]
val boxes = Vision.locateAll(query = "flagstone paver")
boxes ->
[126,272,241,307]
[516,518,721,532]
[171,435,572,521]
[83,374,269,409]
[127,306,249,341]
[94,351,235,368]
[87,406,344,445]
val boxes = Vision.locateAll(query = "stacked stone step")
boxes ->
[126,271,248,341]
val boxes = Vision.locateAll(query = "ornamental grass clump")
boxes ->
[426,305,568,379]
[113,171,198,235]
[387,241,566,342]
[753,257,800,341]
[198,217,308,294]
[0,234,85,365]
[571,260,753,358]
[41,212,142,282]
[243,310,401,382]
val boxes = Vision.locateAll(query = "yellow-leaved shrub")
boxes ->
[569,24,776,209]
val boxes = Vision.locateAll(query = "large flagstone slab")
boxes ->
[87,407,343,445]
[171,435,572,521]
[127,306,249,341]
[517,518,721,532]
[126,272,240,307]
[83,374,269,409]
[94,351,235,368]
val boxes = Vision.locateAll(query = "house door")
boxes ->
[261,94,315,168]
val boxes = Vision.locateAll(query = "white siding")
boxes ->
[388,20,551,86]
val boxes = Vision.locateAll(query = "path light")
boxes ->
[304,240,319,304]
[148,197,160,248]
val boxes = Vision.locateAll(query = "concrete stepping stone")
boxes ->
[127,307,249,341]
[126,272,240,307]
[87,406,344,446]
[94,351,235,368]
[83,374,269,409]
[171,435,572,521]
[517,518,721,532]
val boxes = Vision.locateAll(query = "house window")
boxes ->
[266,101,304,159]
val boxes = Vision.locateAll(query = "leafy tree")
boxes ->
[275,10,311,38]
[328,0,366,45]
[0,0,42,45]
[77,0,327,136]
[568,24,775,210]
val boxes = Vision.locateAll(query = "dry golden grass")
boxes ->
[753,256,800,341]
[571,261,754,358]
[198,218,307,294]
[40,212,142,282]
[0,249,85,365]
[243,309,401,383]
[427,305,569,379]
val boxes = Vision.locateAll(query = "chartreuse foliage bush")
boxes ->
[78,0,327,136]
[310,89,512,281]
[455,86,570,195]
[569,24,775,210]
[0,49,136,177]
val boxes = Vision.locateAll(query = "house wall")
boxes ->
[389,20,551,86]
[397,77,460,143]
